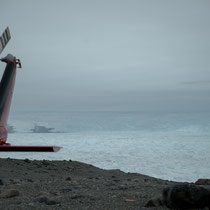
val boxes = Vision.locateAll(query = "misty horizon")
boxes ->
[1,0,210,112]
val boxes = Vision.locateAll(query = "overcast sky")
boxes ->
[0,0,210,111]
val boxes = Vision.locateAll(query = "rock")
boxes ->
[46,198,60,205]
[0,179,3,185]
[42,160,50,166]
[24,158,30,163]
[36,196,48,203]
[145,197,163,207]
[36,195,60,205]
[28,202,35,206]
[124,198,136,202]
[162,183,210,209]
[70,194,85,199]
[60,188,72,193]
[0,189,20,198]
[38,191,51,196]
[195,179,210,185]
[9,179,21,185]
[118,185,128,190]
[66,177,71,181]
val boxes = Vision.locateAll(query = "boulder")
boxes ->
[162,183,210,209]
[195,179,210,185]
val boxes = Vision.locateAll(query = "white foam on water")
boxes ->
[1,130,210,182]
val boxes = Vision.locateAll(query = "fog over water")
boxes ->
[0,0,210,111]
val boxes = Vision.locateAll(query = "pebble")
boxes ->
[60,188,72,193]
[46,198,60,205]
[70,194,85,199]
[10,179,22,184]
[0,189,20,198]
[145,197,163,207]
[66,177,71,181]
[28,202,35,206]
[36,196,60,205]
[119,185,128,190]
[36,196,48,203]
[42,160,50,166]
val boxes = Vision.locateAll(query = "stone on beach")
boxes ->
[195,179,210,185]
[145,197,163,207]
[36,195,60,205]
[0,189,20,198]
[162,183,210,209]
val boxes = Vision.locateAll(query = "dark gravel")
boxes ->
[0,158,178,209]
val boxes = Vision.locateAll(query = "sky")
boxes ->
[0,0,210,111]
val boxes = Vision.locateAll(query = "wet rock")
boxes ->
[145,197,163,207]
[195,179,210,185]
[162,183,210,209]
[0,189,20,198]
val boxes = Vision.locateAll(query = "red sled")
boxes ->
[0,27,61,152]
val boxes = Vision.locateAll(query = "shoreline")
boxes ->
[0,157,179,209]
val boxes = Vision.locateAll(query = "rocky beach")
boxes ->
[0,158,209,210]
[0,158,174,210]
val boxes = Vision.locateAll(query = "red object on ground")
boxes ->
[0,145,61,152]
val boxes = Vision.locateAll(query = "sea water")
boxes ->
[1,110,210,182]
